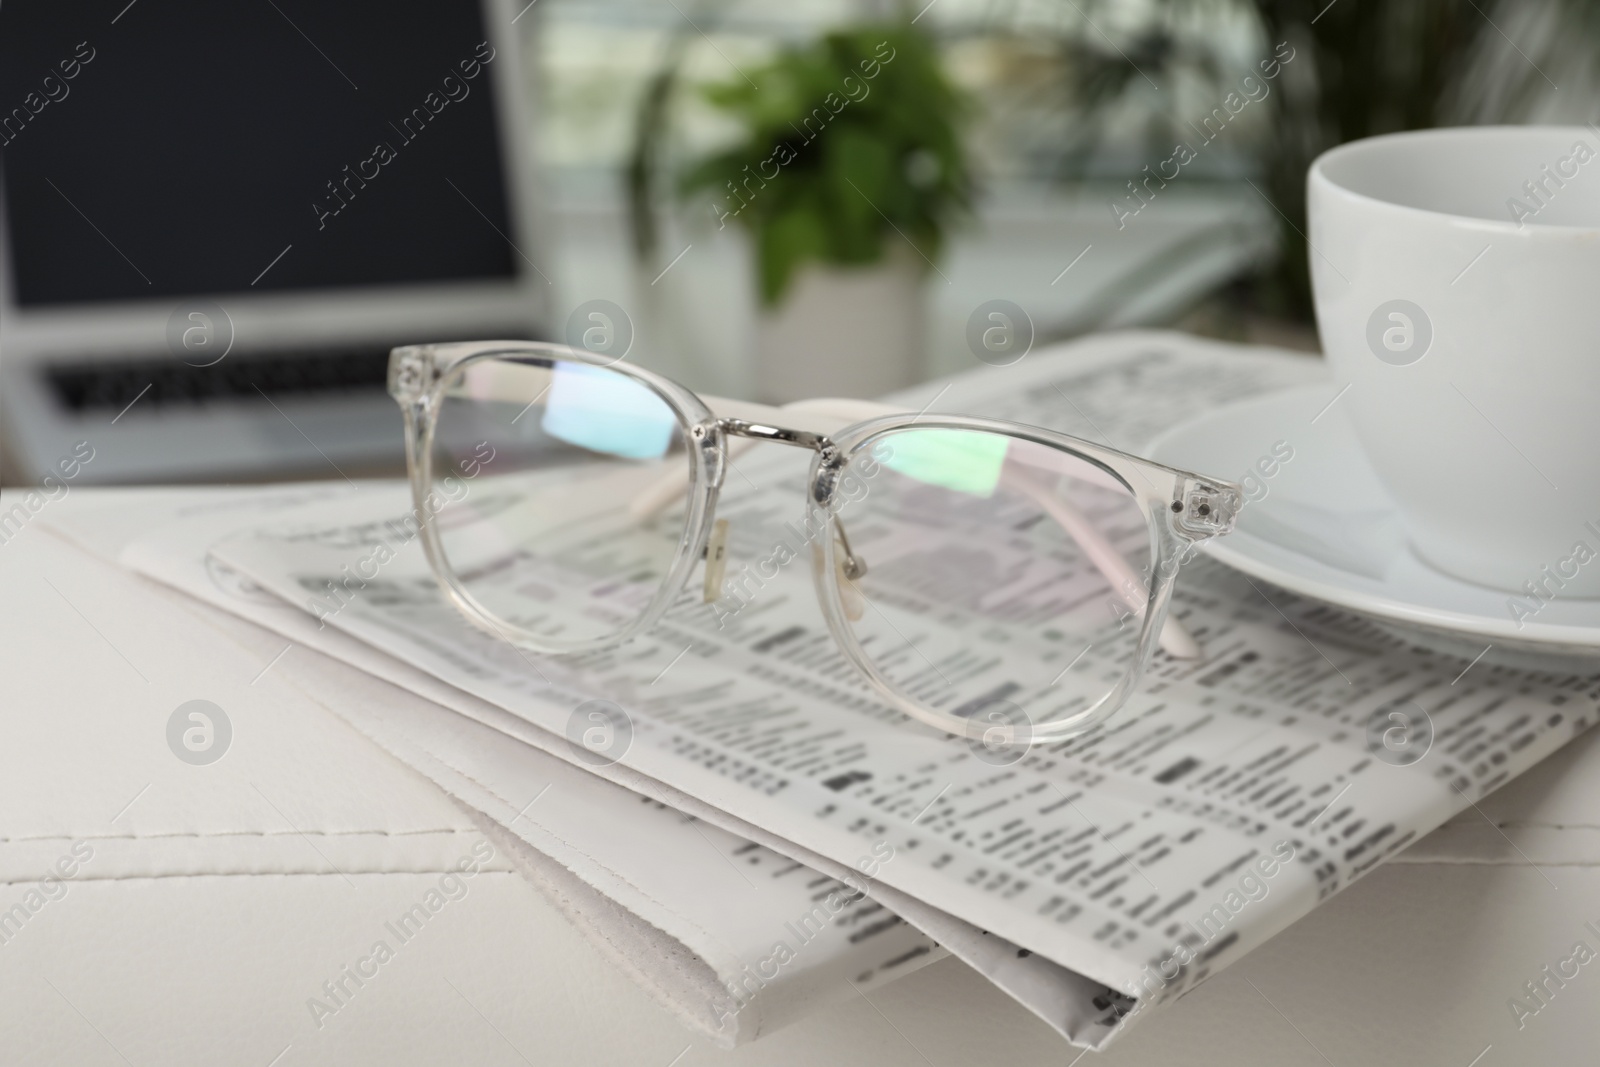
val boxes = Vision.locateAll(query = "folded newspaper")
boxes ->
[55,331,1596,1049]
[52,487,942,1048]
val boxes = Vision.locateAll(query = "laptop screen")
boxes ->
[0,0,518,308]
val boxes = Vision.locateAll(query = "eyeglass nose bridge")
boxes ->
[715,416,850,510]
[714,415,866,573]
[717,417,834,454]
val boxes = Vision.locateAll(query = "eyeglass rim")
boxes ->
[390,339,729,657]
[810,415,1201,742]
[387,339,1242,740]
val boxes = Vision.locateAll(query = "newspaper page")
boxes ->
[68,489,1127,1045]
[46,489,943,1048]
[53,487,1127,1045]
[124,332,1600,1047]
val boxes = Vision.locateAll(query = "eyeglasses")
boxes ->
[388,340,1241,744]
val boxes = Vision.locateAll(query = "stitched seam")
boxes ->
[284,652,744,979]
[0,829,477,844]
[0,869,521,886]
[1459,823,1600,830]
[1391,858,1600,868]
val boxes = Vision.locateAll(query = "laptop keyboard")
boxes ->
[42,337,532,414]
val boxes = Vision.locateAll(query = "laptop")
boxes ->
[0,0,548,484]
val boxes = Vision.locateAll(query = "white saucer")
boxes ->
[1148,384,1600,671]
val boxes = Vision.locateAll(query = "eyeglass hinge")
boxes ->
[1171,480,1241,539]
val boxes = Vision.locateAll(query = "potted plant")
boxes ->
[679,24,970,401]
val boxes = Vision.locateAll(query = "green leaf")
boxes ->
[758,198,829,305]
[678,22,972,304]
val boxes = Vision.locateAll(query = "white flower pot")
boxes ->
[753,249,924,402]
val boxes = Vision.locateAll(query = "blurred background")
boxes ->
[1,0,1595,484]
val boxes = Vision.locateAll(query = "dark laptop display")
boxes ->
[0,0,519,307]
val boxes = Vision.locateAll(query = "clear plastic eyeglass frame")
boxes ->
[389,340,1243,744]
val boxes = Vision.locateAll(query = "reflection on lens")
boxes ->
[429,356,691,648]
[835,429,1156,734]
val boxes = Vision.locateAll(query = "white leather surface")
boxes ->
[4,855,1596,1065]
[0,533,506,883]
[3,502,1599,1065]
[41,486,950,1047]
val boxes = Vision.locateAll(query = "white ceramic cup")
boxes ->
[1309,126,1600,599]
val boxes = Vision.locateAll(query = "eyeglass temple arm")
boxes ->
[629,395,1201,660]
[999,464,1200,659]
